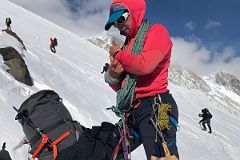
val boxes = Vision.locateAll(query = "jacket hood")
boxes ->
[111,0,146,38]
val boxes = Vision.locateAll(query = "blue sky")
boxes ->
[145,0,240,56]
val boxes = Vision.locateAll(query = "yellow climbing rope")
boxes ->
[158,103,172,131]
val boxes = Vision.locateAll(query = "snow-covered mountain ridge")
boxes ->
[211,71,240,96]
[86,34,124,51]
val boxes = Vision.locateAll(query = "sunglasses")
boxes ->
[114,12,129,27]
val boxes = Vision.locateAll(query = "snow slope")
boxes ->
[0,0,240,159]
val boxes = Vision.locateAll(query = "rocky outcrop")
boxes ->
[169,63,211,92]
[2,29,26,50]
[87,35,123,51]
[0,47,33,86]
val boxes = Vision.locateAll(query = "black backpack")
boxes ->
[15,90,83,160]
[53,38,58,46]
[57,122,121,160]
[208,113,213,119]
[6,18,11,25]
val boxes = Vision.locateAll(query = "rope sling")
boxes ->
[110,20,151,160]
[111,20,152,116]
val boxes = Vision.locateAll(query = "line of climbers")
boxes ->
[2,17,58,54]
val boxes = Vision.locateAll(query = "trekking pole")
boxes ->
[13,106,53,144]
[150,97,166,143]
[149,118,165,142]
[150,117,173,158]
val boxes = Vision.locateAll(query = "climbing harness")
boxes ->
[150,95,178,160]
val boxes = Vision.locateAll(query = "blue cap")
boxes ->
[105,4,127,31]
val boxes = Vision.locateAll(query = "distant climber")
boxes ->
[0,142,12,160]
[5,18,12,30]
[199,108,212,133]
[50,37,58,53]
[101,63,109,74]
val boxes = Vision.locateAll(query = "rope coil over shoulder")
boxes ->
[111,20,152,116]
[110,20,152,160]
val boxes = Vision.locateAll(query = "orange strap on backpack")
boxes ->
[32,134,49,158]
[51,130,73,160]
[32,130,74,160]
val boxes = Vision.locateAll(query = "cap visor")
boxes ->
[105,10,125,31]
[105,23,113,31]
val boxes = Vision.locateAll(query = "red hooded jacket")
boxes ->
[110,0,173,100]
[50,38,54,46]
